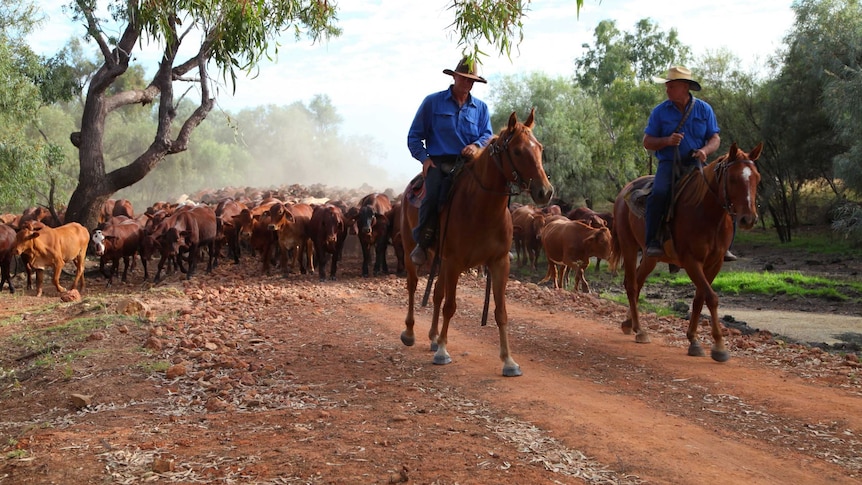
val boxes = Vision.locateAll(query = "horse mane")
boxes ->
[676,156,724,207]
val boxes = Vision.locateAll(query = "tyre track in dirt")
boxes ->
[341,274,862,484]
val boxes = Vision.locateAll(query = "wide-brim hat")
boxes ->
[652,66,701,91]
[443,57,487,83]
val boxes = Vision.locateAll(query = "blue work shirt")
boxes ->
[407,86,493,162]
[644,95,720,163]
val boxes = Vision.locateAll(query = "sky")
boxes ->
[28,0,796,190]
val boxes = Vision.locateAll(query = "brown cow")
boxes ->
[352,193,393,277]
[269,203,314,276]
[214,198,248,264]
[510,205,545,271]
[235,198,282,273]
[307,203,348,281]
[12,220,89,297]
[91,217,147,285]
[539,218,612,293]
[0,224,16,293]
[567,207,614,272]
[152,205,217,282]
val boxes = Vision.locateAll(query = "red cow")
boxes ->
[20,206,62,228]
[567,207,614,272]
[91,217,147,285]
[0,224,16,293]
[539,218,613,293]
[112,199,135,219]
[510,205,545,271]
[153,205,217,282]
[307,203,348,281]
[235,198,282,273]
[12,220,89,297]
[269,203,314,276]
[214,198,248,264]
[353,193,393,277]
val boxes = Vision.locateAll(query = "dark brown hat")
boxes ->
[443,57,487,84]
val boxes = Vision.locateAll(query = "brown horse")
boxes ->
[400,109,554,376]
[609,142,763,362]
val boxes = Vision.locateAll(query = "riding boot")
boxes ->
[410,224,436,266]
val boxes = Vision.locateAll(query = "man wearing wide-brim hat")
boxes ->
[642,66,732,260]
[406,57,493,266]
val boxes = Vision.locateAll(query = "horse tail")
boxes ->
[608,209,622,273]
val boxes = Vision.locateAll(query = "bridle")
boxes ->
[708,158,758,219]
[472,126,535,196]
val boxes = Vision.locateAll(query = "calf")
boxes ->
[539,219,612,293]
[0,224,16,293]
[307,203,348,281]
[567,207,614,272]
[91,218,147,285]
[12,220,89,297]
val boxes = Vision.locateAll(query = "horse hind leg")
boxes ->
[429,274,445,356]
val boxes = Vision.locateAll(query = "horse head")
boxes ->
[721,142,763,230]
[492,108,554,206]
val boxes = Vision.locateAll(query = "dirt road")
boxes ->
[1,261,861,484]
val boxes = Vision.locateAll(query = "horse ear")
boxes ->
[508,111,518,131]
[729,142,740,160]
[524,107,536,129]
[748,142,764,161]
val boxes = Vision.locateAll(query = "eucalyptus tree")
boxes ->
[488,72,600,207]
[755,0,859,241]
[58,0,571,229]
[0,3,80,213]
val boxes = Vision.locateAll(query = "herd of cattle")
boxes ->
[0,187,615,298]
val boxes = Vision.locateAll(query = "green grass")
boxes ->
[735,227,862,258]
[659,270,862,302]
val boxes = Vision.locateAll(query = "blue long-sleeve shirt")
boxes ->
[407,86,493,162]
[644,95,720,162]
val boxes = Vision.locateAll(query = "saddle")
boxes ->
[404,158,464,210]
[623,164,702,238]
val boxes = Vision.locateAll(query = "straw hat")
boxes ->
[652,66,701,91]
[443,57,487,84]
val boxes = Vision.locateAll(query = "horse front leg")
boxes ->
[489,261,520,376]
[400,266,418,347]
[432,269,456,366]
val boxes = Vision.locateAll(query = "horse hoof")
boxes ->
[430,341,438,352]
[711,349,730,362]
[688,343,705,357]
[433,354,452,365]
[635,332,651,344]
[400,332,415,347]
[502,365,522,377]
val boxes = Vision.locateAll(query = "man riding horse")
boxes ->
[406,56,494,266]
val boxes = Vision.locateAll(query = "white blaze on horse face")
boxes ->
[741,165,754,207]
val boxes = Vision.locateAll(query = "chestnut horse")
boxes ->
[400,109,554,376]
[609,142,763,362]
